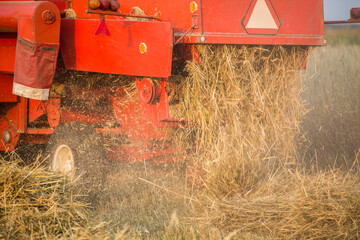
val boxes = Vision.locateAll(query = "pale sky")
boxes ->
[324,0,360,20]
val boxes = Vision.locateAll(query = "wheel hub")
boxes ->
[138,78,158,104]
[52,144,75,177]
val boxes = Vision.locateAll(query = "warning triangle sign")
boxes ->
[242,0,281,34]
[95,18,110,36]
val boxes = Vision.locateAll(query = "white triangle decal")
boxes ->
[246,0,278,29]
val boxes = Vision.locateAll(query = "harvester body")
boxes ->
[0,0,327,163]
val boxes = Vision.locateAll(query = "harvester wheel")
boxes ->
[46,122,108,200]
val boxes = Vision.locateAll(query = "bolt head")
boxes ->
[42,10,55,24]
[3,131,11,144]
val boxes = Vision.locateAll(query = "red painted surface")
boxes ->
[111,79,185,142]
[70,0,324,46]
[87,9,162,21]
[28,99,46,123]
[60,19,174,78]
[0,2,60,43]
[198,0,324,45]
[19,97,28,133]
[28,98,61,128]
[46,98,61,128]
[186,34,326,46]
[47,0,66,13]
[0,97,27,151]
[111,88,167,140]
[72,0,195,27]
[0,33,16,73]
[135,78,171,126]
[0,116,20,151]
[0,73,17,102]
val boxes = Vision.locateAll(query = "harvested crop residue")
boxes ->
[173,45,360,238]
[175,45,307,189]
[0,157,87,239]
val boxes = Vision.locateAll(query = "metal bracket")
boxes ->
[174,15,199,45]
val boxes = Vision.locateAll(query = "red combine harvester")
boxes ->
[0,1,359,176]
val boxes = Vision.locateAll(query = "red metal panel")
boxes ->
[0,1,61,43]
[47,0,66,13]
[0,33,16,73]
[0,96,27,151]
[0,73,17,102]
[60,19,173,78]
[196,0,324,45]
[71,0,195,29]
[28,99,46,123]
[111,92,166,140]
[69,0,324,46]
[18,97,28,133]
[185,34,326,46]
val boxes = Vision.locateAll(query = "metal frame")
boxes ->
[0,0,330,161]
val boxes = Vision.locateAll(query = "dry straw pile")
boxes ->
[0,157,88,239]
[0,156,132,239]
[196,169,360,238]
[177,45,307,189]
[177,45,360,238]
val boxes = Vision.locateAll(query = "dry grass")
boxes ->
[324,26,360,46]
[300,44,360,170]
[176,45,307,190]
[0,156,88,239]
[93,161,189,238]
[192,168,360,239]
[0,154,134,239]
[174,44,360,238]
[0,154,140,239]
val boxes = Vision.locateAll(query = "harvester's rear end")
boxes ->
[0,0,326,179]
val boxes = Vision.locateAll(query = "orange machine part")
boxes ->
[0,1,60,43]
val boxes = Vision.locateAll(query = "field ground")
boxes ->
[94,161,189,237]
[1,26,360,239]
[299,26,360,170]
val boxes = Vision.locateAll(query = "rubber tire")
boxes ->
[46,122,108,203]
